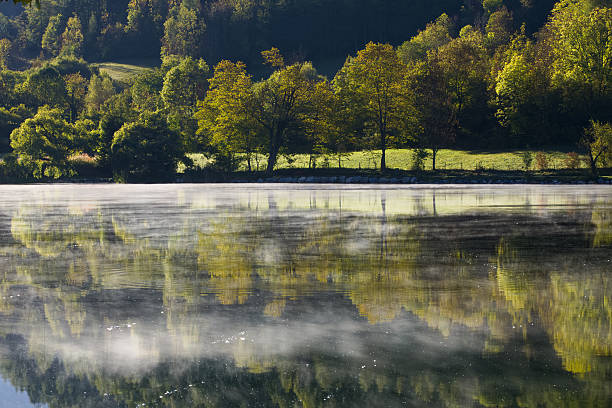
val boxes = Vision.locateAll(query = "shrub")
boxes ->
[0,153,29,182]
[535,152,549,170]
[411,148,429,171]
[520,151,533,170]
[9,106,80,179]
[581,121,612,174]
[111,111,188,182]
[564,152,581,169]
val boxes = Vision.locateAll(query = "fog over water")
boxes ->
[0,184,610,407]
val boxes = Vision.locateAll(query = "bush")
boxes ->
[411,148,429,171]
[9,106,80,179]
[535,152,549,170]
[564,152,581,169]
[111,111,188,182]
[520,151,533,170]
[0,153,29,182]
[581,121,612,174]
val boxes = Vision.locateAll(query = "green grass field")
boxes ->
[91,60,157,82]
[187,149,588,172]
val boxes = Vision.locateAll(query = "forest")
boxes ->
[0,0,610,181]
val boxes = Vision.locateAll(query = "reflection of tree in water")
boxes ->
[0,196,610,407]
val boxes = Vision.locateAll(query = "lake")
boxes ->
[0,184,610,407]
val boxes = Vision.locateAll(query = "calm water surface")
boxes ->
[0,184,610,408]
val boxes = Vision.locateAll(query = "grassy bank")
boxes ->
[187,148,589,172]
[2,149,610,184]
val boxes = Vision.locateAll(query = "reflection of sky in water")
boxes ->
[0,378,45,408]
[0,184,610,407]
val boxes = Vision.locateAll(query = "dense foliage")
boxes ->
[0,0,610,179]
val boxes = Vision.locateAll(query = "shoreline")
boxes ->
[3,168,612,185]
[2,176,611,185]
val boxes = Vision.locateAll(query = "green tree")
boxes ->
[60,14,83,57]
[96,91,138,172]
[249,56,322,173]
[41,14,62,57]
[21,66,67,108]
[408,61,456,170]
[433,30,490,146]
[161,56,209,150]
[161,1,205,58]
[549,1,612,104]
[131,69,164,112]
[494,40,555,146]
[397,14,453,64]
[161,57,209,108]
[0,105,24,152]
[0,38,12,69]
[333,42,410,171]
[9,106,80,179]
[196,60,261,171]
[581,120,612,174]
[84,74,115,114]
[306,80,350,168]
[111,111,189,181]
[485,7,514,50]
[64,72,87,121]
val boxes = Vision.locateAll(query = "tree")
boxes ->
[0,38,11,69]
[84,74,115,114]
[21,66,67,108]
[494,39,556,146]
[485,7,514,50]
[549,1,612,104]
[60,14,83,57]
[9,106,80,179]
[161,1,205,58]
[249,56,322,173]
[64,72,87,121]
[96,91,138,172]
[0,105,24,152]
[433,30,490,146]
[581,120,612,174]
[196,60,262,171]
[41,14,62,57]
[304,80,350,168]
[397,14,453,63]
[408,61,456,171]
[161,57,209,151]
[161,57,209,109]
[111,110,189,181]
[131,69,164,112]
[333,42,410,171]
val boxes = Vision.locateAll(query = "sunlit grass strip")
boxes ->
[185,149,589,172]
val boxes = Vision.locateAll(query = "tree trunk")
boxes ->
[266,129,281,175]
[380,132,386,172]
[432,149,437,171]
[589,150,598,176]
[247,154,252,172]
